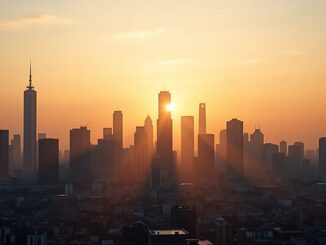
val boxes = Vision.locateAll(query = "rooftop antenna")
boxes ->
[27,59,34,90]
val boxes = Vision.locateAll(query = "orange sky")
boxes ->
[0,0,326,151]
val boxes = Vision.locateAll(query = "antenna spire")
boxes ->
[27,60,34,89]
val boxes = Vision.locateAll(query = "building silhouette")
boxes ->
[113,111,123,150]
[156,91,174,183]
[134,126,148,182]
[181,116,194,182]
[11,134,22,175]
[0,130,9,178]
[38,138,59,184]
[226,119,244,178]
[272,152,286,179]
[23,62,37,178]
[97,130,117,182]
[319,137,326,176]
[144,115,154,164]
[197,134,215,179]
[262,143,279,178]
[198,103,206,135]
[288,142,304,173]
[216,129,227,175]
[249,128,264,178]
[70,126,91,183]
[280,140,287,155]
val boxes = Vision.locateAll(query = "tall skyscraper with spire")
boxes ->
[23,62,37,178]
[199,103,206,135]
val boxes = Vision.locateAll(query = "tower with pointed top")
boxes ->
[23,62,37,178]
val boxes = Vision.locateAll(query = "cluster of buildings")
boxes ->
[1,66,326,244]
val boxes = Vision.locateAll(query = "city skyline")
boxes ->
[1,0,326,151]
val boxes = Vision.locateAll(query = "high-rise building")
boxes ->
[0,130,9,178]
[11,134,22,173]
[197,134,215,178]
[144,115,154,160]
[249,128,264,178]
[134,126,148,182]
[198,103,206,135]
[319,137,326,175]
[226,119,244,177]
[216,129,227,175]
[288,142,304,173]
[262,143,279,176]
[38,138,59,184]
[23,62,37,178]
[181,116,194,181]
[70,126,91,183]
[280,140,287,155]
[113,111,123,150]
[156,91,174,181]
[97,133,117,182]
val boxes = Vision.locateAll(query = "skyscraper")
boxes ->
[23,62,37,178]
[113,111,123,150]
[144,115,154,160]
[156,91,174,181]
[11,134,22,173]
[249,128,264,177]
[198,103,206,135]
[319,137,326,175]
[134,126,148,182]
[38,138,59,184]
[97,133,117,182]
[0,130,9,178]
[280,140,287,155]
[226,119,244,177]
[181,116,194,181]
[198,133,215,178]
[70,126,91,183]
[216,129,227,175]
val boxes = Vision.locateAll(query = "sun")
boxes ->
[166,103,174,112]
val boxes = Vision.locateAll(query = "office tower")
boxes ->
[216,217,232,245]
[103,128,113,140]
[280,140,287,155]
[144,115,154,160]
[319,137,326,174]
[262,143,279,176]
[150,156,161,189]
[23,62,37,178]
[171,205,197,238]
[243,133,250,176]
[181,116,194,181]
[156,91,174,181]
[288,142,304,173]
[226,119,244,177]
[272,152,286,179]
[11,134,22,172]
[70,126,91,183]
[198,134,215,178]
[305,149,317,166]
[216,129,227,175]
[134,126,148,182]
[249,128,264,178]
[198,103,206,135]
[113,111,123,150]
[97,133,117,182]
[294,142,304,161]
[38,138,59,184]
[0,130,9,178]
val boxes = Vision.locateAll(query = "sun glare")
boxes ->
[166,103,174,112]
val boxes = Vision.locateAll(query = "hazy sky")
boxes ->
[1,0,326,151]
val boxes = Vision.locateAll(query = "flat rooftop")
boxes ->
[150,229,188,236]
